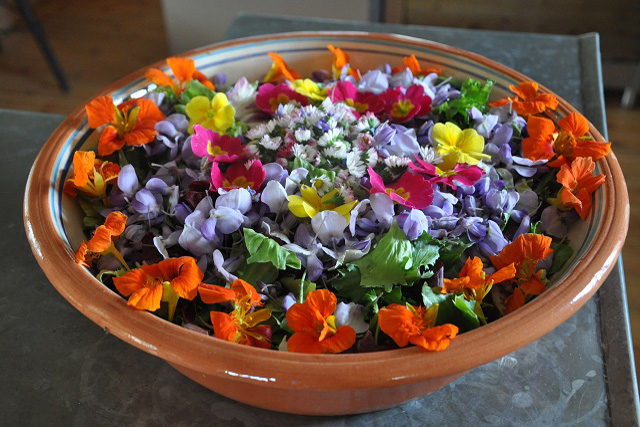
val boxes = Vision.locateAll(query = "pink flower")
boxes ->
[380,85,432,123]
[255,83,308,115]
[190,125,246,163]
[368,167,433,209]
[409,158,484,189]
[211,160,266,191]
[327,81,384,116]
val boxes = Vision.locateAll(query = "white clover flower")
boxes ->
[384,155,411,169]
[259,135,283,151]
[294,128,311,142]
[292,143,318,162]
[419,145,443,164]
[345,150,367,178]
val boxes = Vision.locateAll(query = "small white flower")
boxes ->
[258,135,282,151]
[323,146,348,160]
[384,155,411,169]
[294,128,311,142]
[265,120,277,134]
[363,147,379,167]
[419,145,443,164]
[292,143,318,162]
[310,173,333,196]
[245,143,260,156]
[246,123,267,140]
[345,150,366,178]
[317,128,343,147]
[320,97,334,111]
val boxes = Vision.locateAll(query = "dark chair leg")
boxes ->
[15,0,70,92]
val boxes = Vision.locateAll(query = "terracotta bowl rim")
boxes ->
[24,31,629,391]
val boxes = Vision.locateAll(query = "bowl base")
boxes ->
[168,361,466,415]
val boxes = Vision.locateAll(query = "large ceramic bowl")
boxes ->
[24,32,628,415]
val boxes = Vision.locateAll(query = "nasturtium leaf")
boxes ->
[180,80,215,104]
[243,228,301,270]
[421,284,449,308]
[548,240,574,275]
[351,222,413,292]
[281,276,316,302]
[236,261,278,284]
[436,294,481,332]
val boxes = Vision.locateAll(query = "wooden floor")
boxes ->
[1,0,638,379]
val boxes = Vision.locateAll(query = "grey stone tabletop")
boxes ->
[1,14,638,427]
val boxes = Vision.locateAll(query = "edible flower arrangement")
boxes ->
[68,47,611,354]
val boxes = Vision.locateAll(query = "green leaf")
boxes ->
[243,228,301,270]
[435,78,494,121]
[236,261,278,284]
[293,157,336,185]
[351,223,413,292]
[548,240,574,275]
[281,276,316,302]
[179,80,215,104]
[405,232,440,281]
[436,294,481,332]
[421,284,449,308]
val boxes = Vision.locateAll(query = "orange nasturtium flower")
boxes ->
[113,256,203,320]
[489,81,558,116]
[285,289,356,354]
[442,256,516,320]
[145,57,215,95]
[64,150,120,201]
[263,52,302,83]
[85,96,165,156]
[75,211,128,269]
[327,45,359,80]
[392,54,441,76]
[378,304,458,351]
[556,156,605,220]
[199,279,272,348]
[522,112,611,167]
[490,233,554,313]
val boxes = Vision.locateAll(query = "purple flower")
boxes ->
[478,220,509,257]
[450,217,486,242]
[356,69,389,94]
[395,209,428,240]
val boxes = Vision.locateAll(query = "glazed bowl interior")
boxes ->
[26,32,627,394]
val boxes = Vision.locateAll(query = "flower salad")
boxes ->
[68,49,610,354]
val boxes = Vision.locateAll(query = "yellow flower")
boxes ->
[185,94,235,134]
[288,185,357,222]
[291,79,327,101]
[432,122,490,170]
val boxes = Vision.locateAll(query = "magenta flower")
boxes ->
[368,167,433,209]
[255,83,309,115]
[327,81,384,115]
[379,85,432,123]
[409,158,484,189]
[211,160,266,192]
[190,125,246,163]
